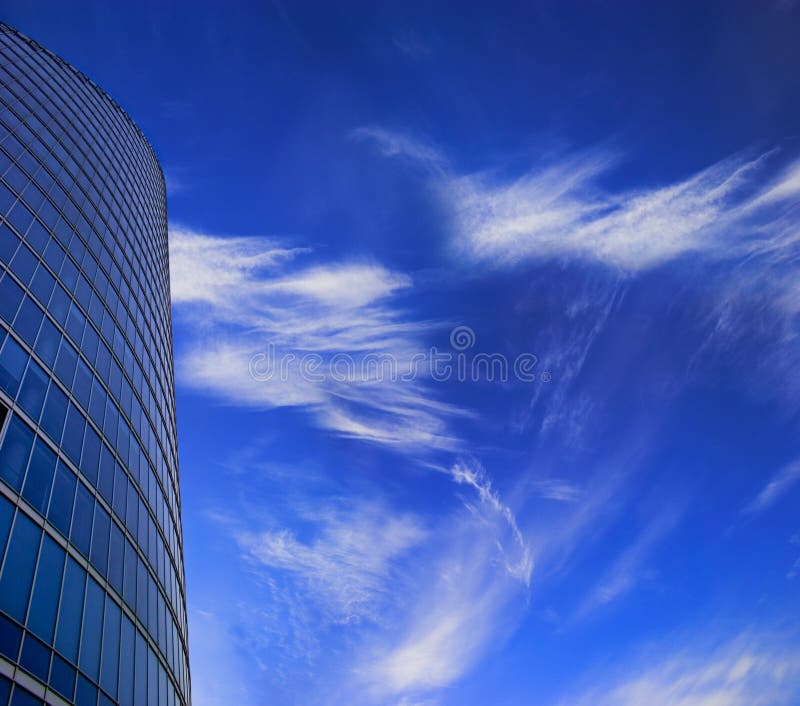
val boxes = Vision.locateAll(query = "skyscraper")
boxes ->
[0,23,189,706]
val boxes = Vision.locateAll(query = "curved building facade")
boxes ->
[0,24,189,706]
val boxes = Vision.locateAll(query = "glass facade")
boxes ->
[0,23,189,706]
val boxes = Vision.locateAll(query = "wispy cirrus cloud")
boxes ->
[236,498,427,625]
[561,627,800,706]
[743,458,800,517]
[170,226,461,452]
[356,127,800,273]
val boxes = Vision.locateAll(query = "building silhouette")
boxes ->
[0,24,189,706]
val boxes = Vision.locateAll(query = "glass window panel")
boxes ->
[0,274,24,323]
[69,481,93,557]
[100,597,120,696]
[98,443,115,504]
[80,425,101,485]
[21,437,56,515]
[54,337,78,388]
[65,302,86,344]
[19,633,51,682]
[9,685,44,706]
[33,315,60,367]
[61,402,85,465]
[108,521,124,595]
[29,264,55,306]
[0,612,22,663]
[0,222,20,262]
[112,465,127,520]
[27,534,65,642]
[90,502,110,575]
[0,413,34,492]
[9,240,36,284]
[47,461,76,537]
[0,334,28,397]
[13,297,43,346]
[54,556,85,662]
[0,511,40,621]
[0,495,12,558]
[72,357,93,408]
[78,577,103,680]
[50,652,76,701]
[47,282,70,324]
[122,539,136,608]
[134,629,147,706]
[118,615,134,706]
[40,383,68,442]
[75,673,97,706]
[17,359,48,420]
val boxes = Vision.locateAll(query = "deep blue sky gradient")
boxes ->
[4,3,800,705]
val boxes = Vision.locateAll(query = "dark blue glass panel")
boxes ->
[17,359,48,420]
[19,632,50,682]
[0,275,24,322]
[47,282,70,324]
[61,402,85,465]
[0,414,34,492]
[90,503,110,575]
[9,686,44,706]
[78,577,103,680]
[32,315,60,367]
[0,334,27,397]
[40,383,68,443]
[0,511,40,621]
[21,438,56,515]
[98,443,114,504]
[133,629,146,706]
[54,556,85,662]
[75,674,97,706]
[50,652,76,701]
[80,425,101,485]
[27,534,65,642]
[108,522,124,595]
[0,495,12,557]
[0,612,22,662]
[100,597,120,696]
[54,338,78,389]
[70,482,94,557]
[0,674,9,706]
[47,462,76,537]
[118,615,134,706]
[13,297,42,347]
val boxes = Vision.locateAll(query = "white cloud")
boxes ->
[170,226,462,451]
[743,458,800,516]
[236,499,427,624]
[562,628,800,706]
[356,129,800,273]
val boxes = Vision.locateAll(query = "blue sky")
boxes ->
[5,2,800,704]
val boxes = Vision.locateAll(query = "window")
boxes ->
[78,577,103,680]
[33,315,60,367]
[13,296,43,346]
[0,511,40,621]
[0,334,27,397]
[0,413,34,492]
[40,383,68,443]
[19,632,51,682]
[17,358,49,421]
[69,481,93,557]
[90,502,110,575]
[54,556,85,662]
[47,461,76,537]
[21,437,56,514]
[49,652,76,701]
[0,275,24,323]
[61,402,85,465]
[27,534,65,642]
[100,597,120,696]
